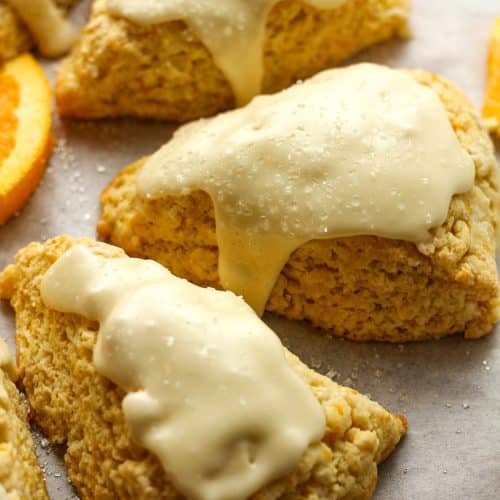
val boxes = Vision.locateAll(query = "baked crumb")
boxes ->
[0,340,48,499]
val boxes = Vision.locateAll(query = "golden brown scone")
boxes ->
[0,339,48,500]
[0,235,407,500]
[55,0,409,121]
[98,69,500,342]
[0,0,76,63]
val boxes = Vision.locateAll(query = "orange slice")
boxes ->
[0,53,52,225]
[483,18,500,137]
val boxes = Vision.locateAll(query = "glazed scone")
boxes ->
[55,0,409,121]
[0,339,48,500]
[0,235,407,500]
[0,0,76,62]
[98,68,500,342]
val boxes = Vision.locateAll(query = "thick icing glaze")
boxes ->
[5,0,75,57]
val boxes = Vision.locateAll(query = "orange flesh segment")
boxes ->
[0,74,18,165]
[483,18,500,136]
[0,54,52,225]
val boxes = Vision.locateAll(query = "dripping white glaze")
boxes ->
[41,245,326,500]
[105,0,346,105]
[5,0,76,57]
[138,64,475,314]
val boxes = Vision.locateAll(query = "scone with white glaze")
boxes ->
[0,235,407,500]
[55,0,409,121]
[0,0,76,62]
[0,339,48,500]
[98,63,500,342]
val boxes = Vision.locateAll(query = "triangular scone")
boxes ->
[98,68,500,342]
[0,339,48,499]
[0,0,76,62]
[55,0,409,121]
[0,235,407,500]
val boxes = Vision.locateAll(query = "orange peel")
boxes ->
[483,18,500,137]
[0,53,52,225]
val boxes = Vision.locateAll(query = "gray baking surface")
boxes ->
[1,0,499,498]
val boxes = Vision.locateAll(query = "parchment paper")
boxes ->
[0,1,499,498]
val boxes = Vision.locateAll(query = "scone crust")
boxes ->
[0,235,407,500]
[98,69,500,342]
[55,0,409,121]
[0,346,48,500]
